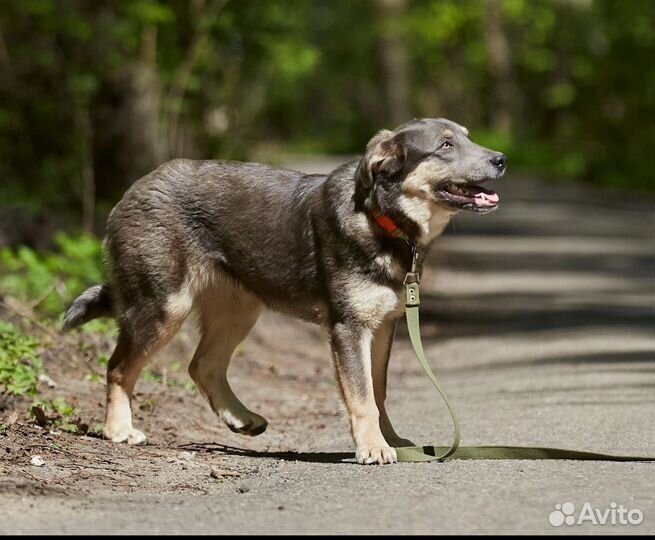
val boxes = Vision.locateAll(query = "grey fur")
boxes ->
[63,284,112,331]
[64,118,505,464]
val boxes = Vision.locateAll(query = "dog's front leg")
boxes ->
[372,319,415,448]
[330,321,397,464]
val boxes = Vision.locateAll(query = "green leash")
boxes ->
[391,246,653,463]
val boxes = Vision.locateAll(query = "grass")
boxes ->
[0,320,80,432]
[0,321,43,397]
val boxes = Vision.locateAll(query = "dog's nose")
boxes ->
[490,153,507,171]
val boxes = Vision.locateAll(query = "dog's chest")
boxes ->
[343,278,403,326]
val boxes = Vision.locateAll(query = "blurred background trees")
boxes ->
[0,0,653,234]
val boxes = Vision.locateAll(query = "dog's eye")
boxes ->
[440,141,453,150]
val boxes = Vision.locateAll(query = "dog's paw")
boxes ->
[356,445,397,465]
[104,425,147,445]
[221,410,268,437]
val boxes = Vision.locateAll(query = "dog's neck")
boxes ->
[370,197,456,247]
[371,208,410,241]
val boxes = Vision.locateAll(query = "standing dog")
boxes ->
[64,118,505,464]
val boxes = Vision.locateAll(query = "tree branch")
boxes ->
[162,0,229,157]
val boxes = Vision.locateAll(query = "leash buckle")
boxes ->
[403,271,420,285]
[406,241,419,274]
[404,277,420,307]
[404,242,421,305]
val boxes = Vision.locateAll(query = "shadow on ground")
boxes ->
[178,442,353,464]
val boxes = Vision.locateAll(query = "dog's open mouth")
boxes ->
[436,182,500,212]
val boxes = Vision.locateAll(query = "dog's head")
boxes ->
[356,118,506,216]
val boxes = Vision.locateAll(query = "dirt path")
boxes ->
[1,165,653,534]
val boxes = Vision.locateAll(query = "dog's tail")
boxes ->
[62,284,113,331]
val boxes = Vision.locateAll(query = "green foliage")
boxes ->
[32,397,79,433]
[82,319,118,337]
[141,368,161,384]
[474,130,588,181]
[0,232,104,317]
[85,372,103,384]
[97,354,109,369]
[126,0,175,26]
[0,321,43,397]
[0,321,80,432]
[0,0,653,212]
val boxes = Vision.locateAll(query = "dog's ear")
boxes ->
[356,129,405,189]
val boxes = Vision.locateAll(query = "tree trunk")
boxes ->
[76,108,95,233]
[375,0,411,126]
[162,0,229,157]
[483,0,518,135]
[92,26,163,200]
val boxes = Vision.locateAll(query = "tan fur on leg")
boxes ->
[104,311,186,444]
[188,278,267,436]
[331,323,397,464]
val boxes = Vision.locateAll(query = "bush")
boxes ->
[0,321,43,397]
[0,232,104,317]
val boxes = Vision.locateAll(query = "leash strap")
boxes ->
[398,271,461,461]
[393,249,653,463]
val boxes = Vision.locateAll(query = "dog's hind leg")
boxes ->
[189,283,267,436]
[105,296,189,444]
[371,319,415,447]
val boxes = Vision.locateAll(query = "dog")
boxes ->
[63,118,505,465]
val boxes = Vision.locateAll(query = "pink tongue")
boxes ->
[461,185,499,207]
[474,190,499,207]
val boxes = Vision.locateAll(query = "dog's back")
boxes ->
[66,158,332,330]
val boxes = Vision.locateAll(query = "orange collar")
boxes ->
[371,208,409,241]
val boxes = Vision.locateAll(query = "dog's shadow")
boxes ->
[178,442,353,464]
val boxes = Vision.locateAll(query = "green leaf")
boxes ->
[0,322,42,397]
